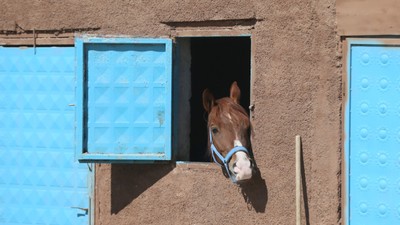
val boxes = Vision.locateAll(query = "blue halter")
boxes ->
[209,129,250,183]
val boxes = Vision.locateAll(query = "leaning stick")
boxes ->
[296,135,301,225]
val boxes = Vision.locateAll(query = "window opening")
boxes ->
[173,36,251,162]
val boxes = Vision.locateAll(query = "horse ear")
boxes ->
[202,89,215,113]
[230,81,241,104]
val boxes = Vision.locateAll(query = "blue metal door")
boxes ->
[347,41,400,224]
[0,47,90,224]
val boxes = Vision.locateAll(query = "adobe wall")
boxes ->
[1,0,340,224]
[337,0,400,35]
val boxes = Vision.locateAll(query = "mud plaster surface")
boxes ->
[337,0,400,35]
[1,0,341,224]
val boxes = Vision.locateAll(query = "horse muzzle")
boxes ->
[209,129,254,184]
[231,152,253,181]
[211,144,253,184]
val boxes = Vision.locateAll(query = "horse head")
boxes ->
[202,81,255,183]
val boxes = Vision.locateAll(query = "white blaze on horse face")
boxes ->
[234,139,243,147]
[233,151,252,181]
[227,113,251,181]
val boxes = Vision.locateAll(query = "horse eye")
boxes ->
[211,127,219,134]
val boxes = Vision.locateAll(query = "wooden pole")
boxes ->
[296,135,301,225]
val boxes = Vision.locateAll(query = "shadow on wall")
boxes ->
[239,169,268,213]
[111,163,174,214]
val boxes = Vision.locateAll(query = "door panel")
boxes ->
[349,42,400,224]
[0,47,90,225]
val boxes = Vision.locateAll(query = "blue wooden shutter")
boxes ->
[75,37,172,161]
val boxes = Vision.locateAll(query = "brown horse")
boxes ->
[202,81,255,183]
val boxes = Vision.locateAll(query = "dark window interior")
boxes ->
[189,37,251,162]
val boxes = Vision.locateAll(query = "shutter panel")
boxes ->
[75,37,172,162]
